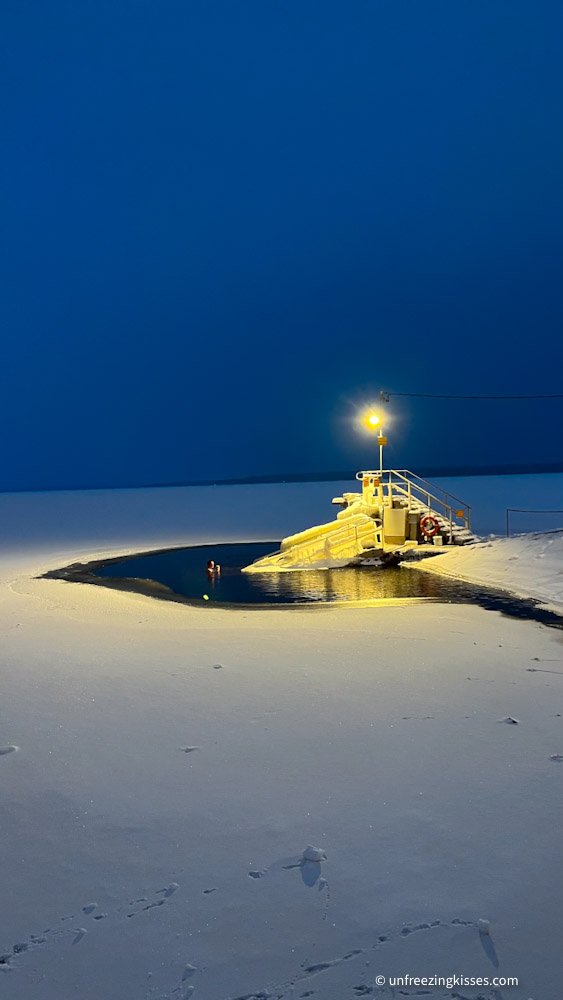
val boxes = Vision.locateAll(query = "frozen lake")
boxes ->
[1,478,563,999]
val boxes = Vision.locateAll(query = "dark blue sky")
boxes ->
[3,0,563,490]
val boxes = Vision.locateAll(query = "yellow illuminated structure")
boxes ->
[243,469,474,573]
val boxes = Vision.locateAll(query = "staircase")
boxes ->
[360,469,475,546]
[397,494,475,545]
[243,469,475,573]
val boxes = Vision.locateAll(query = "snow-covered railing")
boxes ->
[356,468,472,541]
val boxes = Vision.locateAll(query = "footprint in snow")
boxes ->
[300,846,327,888]
[5,878,184,980]
[250,846,328,886]
[499,716,519,725]
[127,881,181,916]
[279,846,328,890]
[179,746,200,754]
[0,745,18,756]
[157,882,179,898]
[249,914,512,1000]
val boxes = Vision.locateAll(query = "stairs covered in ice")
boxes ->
[243,469,475,573]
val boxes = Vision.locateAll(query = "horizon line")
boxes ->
[2,461,563,496]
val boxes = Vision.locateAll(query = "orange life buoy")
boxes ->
[420,514,440,538]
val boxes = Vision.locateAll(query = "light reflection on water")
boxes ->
[244,564,445,604]
[94,541,468,606]
[89,540,563,627]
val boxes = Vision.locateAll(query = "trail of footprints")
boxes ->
[0,868,223,1000]
[0,880,192,989]
[226,916,496,1000]
[1,872,497,1000]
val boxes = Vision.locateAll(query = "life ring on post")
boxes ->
[419,514,440,538]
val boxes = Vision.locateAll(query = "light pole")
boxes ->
[363,410,387,475]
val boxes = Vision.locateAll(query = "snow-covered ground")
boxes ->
[409,530,563,613]
[1,477,563,999]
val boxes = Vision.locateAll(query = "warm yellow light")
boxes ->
[364,411,381,430]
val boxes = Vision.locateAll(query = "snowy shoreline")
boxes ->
[406,529,563,614]
[1,480,563,998]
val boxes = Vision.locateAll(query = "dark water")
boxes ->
[94,541,444,604]
[90,542,563,627]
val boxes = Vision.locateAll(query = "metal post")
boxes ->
[379,427,383,476]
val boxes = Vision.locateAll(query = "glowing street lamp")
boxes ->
[361,408,388,475]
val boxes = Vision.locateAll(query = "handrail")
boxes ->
[379,469,471,512]
[355,469,472,532]
[390,482,454,541]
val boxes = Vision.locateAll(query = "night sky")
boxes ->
[3,1,563,491]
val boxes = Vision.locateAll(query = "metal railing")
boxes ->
[356,469,472,541]
[506,508,563,537]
